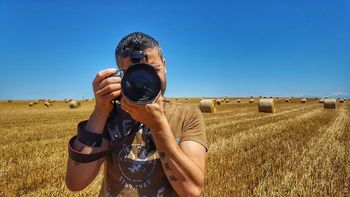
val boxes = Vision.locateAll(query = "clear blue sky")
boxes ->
[1,0,349,100]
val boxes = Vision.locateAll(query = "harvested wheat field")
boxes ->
[1,98,349,196]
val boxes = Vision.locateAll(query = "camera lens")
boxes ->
[121,63,161,104]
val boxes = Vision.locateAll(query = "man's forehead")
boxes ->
[121,47,159,58]
[144,47,157,53]
[118,47,162,66]
[143,48,161,59]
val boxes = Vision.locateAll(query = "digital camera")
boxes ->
[115,51,162,105]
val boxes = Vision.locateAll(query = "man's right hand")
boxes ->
[92,68,122,115]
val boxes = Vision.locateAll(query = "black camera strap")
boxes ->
[77,121,104,147]
[106,102,142,142]
[68,102,158,163]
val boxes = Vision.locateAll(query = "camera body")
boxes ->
[115,51,162,105]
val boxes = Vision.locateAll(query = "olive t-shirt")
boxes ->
[98,101,207,197]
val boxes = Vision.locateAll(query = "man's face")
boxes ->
[117,47,167,95]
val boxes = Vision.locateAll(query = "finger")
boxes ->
[150,95,163,106]
[93,68,117,84]
[105,90,121,100]
[120,98,129,112]
[157,95,164,103]
[122,97,139,110]
[98,76,122,90]
[96,84,121,96]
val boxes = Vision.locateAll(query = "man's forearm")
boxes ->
[150,121,205,197]
[65,109,110,191]
[85,108,109,134]
[66,137,109,191]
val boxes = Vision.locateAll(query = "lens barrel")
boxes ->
[121,63,161,105]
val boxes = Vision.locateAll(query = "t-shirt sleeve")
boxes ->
[180,106,208,151]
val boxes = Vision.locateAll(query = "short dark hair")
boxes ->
[115,32,163,66]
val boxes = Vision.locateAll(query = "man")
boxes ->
[65,32,207,196]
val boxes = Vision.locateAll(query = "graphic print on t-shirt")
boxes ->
[115,129,158,189]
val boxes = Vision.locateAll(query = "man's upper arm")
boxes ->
[180,106,208,151]
[179,141,206,173]
[179,106,208,172]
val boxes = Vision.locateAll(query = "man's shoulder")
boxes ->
[164,101,201,118]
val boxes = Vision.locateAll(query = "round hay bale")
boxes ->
[29,102,34,107]
[249,99,255,103]
[69,100,81,108]
[216,99,222,105]
[237,99,241,103]
[44,102,52,107]
[324,99,336,109]
[285,99,290,103]
[319,99,325,103]
[84,98,89,102]
[339,99,344,103]
[258,99,275,113]
[225,99,229,103]
[33,100,38,105]
[301,98,307,103]
[64,99,69,103]
[8,100,13,103]
[199,99,216,113]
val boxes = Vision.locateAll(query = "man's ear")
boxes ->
[163,58,166,74]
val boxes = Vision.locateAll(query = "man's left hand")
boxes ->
[120,96,166,130]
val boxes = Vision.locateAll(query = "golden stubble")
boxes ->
[0,98,349,196]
